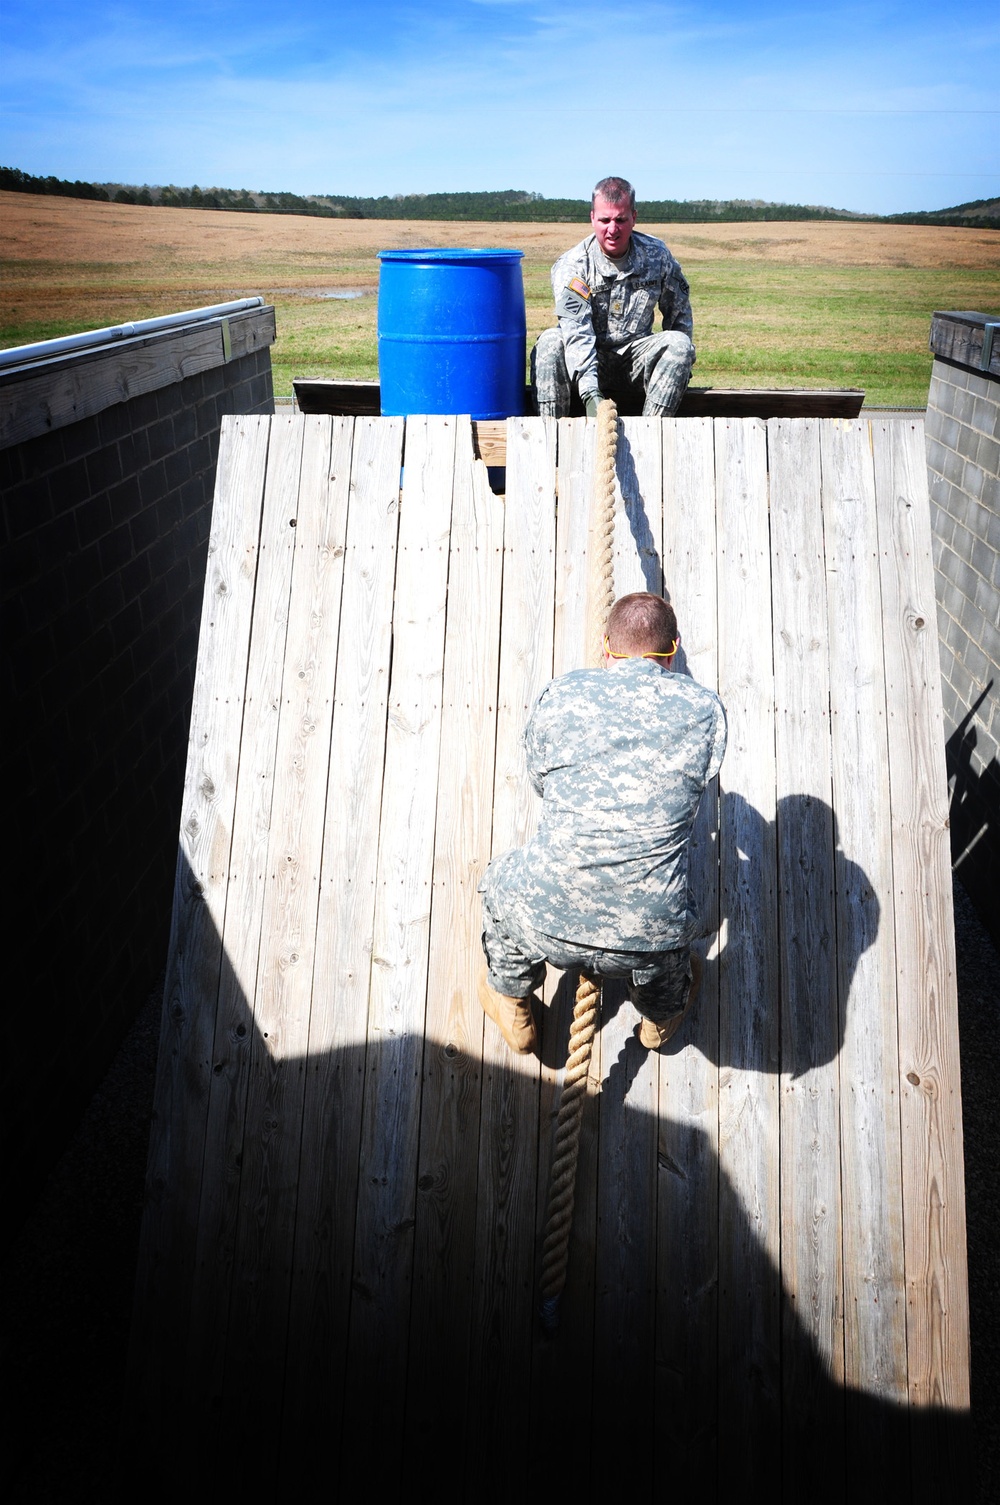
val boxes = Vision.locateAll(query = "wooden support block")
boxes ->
[679,386,865,418]
[929,310,1000,377]
[292,380,867,470]
[292,377,381,416]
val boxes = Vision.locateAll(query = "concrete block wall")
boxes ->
[1,307,275,1224]
[925,312,999,947]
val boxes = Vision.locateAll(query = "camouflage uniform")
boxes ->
[532,231,694,417]
[480,659,727,1023]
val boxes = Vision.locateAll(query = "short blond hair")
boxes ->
[606,592,677,656]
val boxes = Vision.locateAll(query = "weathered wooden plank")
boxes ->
[293,377,380,416]
[616,415,664,597]
[590,421,662,1501]
[488,418,557,859]
[714,418,781,1494]
[341,415,456,1494]
[217,416,350,1486]
[279,415,404,1491]
[553,417,595,675]
[591,989,659,1502]
[468,416,555,1503]
[178,416,305,1463]
[657,415,721,1492]
[872,418,971,1492]
[525,417,601,1496]
[0,306,276,448]
[126,413,271,1446]
[404,425,504,1471]
[290,378,866,435]
[293,376,531,437]
[821,418,908,1494]
[680,388,865,419]
[768,418,845,1499]
[183,414,304,1465]
[929,310,1000,378]
[125,408,974,1505]
[473,419,508,467]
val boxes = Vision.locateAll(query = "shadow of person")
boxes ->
[665,789,881,1076]
[588,788,878,1080]
[124,843,968,1505]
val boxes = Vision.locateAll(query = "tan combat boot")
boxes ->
[637,953,703,1051]
[478,966,539,1056]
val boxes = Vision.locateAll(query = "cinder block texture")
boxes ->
[2,342,274,1223]
[926,357,999,945]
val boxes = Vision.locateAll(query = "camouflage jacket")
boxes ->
[487,658,727,950]
[551,230,693,392]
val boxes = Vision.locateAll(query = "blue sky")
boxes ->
[1,0,997,215]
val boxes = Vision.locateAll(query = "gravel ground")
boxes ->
[2,879,996,1503]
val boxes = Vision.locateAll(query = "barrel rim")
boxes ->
[377,248,525,262]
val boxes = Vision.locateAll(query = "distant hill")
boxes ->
[2,167,997,230]
[883,197,999,230]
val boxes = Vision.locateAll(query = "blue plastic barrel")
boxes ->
[377,248,525,419]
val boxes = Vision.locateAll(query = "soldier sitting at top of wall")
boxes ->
[531,175,695,419]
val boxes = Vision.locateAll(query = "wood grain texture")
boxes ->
[405,425,504,1467]
[525,417,602,1493]
[715,418,782,1496]
[342,415,456,1496]
[929,310,1000,377]
[219,416,350,1487]
[873,419,971,1492]
[289,379,866,436]
[468,417,555,1504]
[281,415,404,1490]
[126,413,271,1438]
[595,416,662,1502]
[821,418,908,1497]
[127,412,972,1502]
[768,418,845,1499]
[165,414,304,1463]
[616,415,664,597]
[0,307,276,447]
[177,415,304,1465]
[592,992,659,1503]
[657,416,721,1492]
[553,415,594,674]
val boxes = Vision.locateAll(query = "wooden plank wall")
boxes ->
[0,305,276,448]
[128,413,970,1504]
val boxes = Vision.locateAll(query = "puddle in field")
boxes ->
[199,287,375,301]
[287,287,373,300]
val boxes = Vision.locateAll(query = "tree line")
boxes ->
[2,167,996,229]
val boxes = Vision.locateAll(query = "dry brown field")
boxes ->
[3,190,998,403]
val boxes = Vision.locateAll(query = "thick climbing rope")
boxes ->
[539,398,619,1333]
[585,398,620,668]
[539,971,600,1330]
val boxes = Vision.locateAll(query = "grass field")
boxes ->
[2,191,998,406]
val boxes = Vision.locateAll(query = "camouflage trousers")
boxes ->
[481,888,692,1026]
[531,327,695,418]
